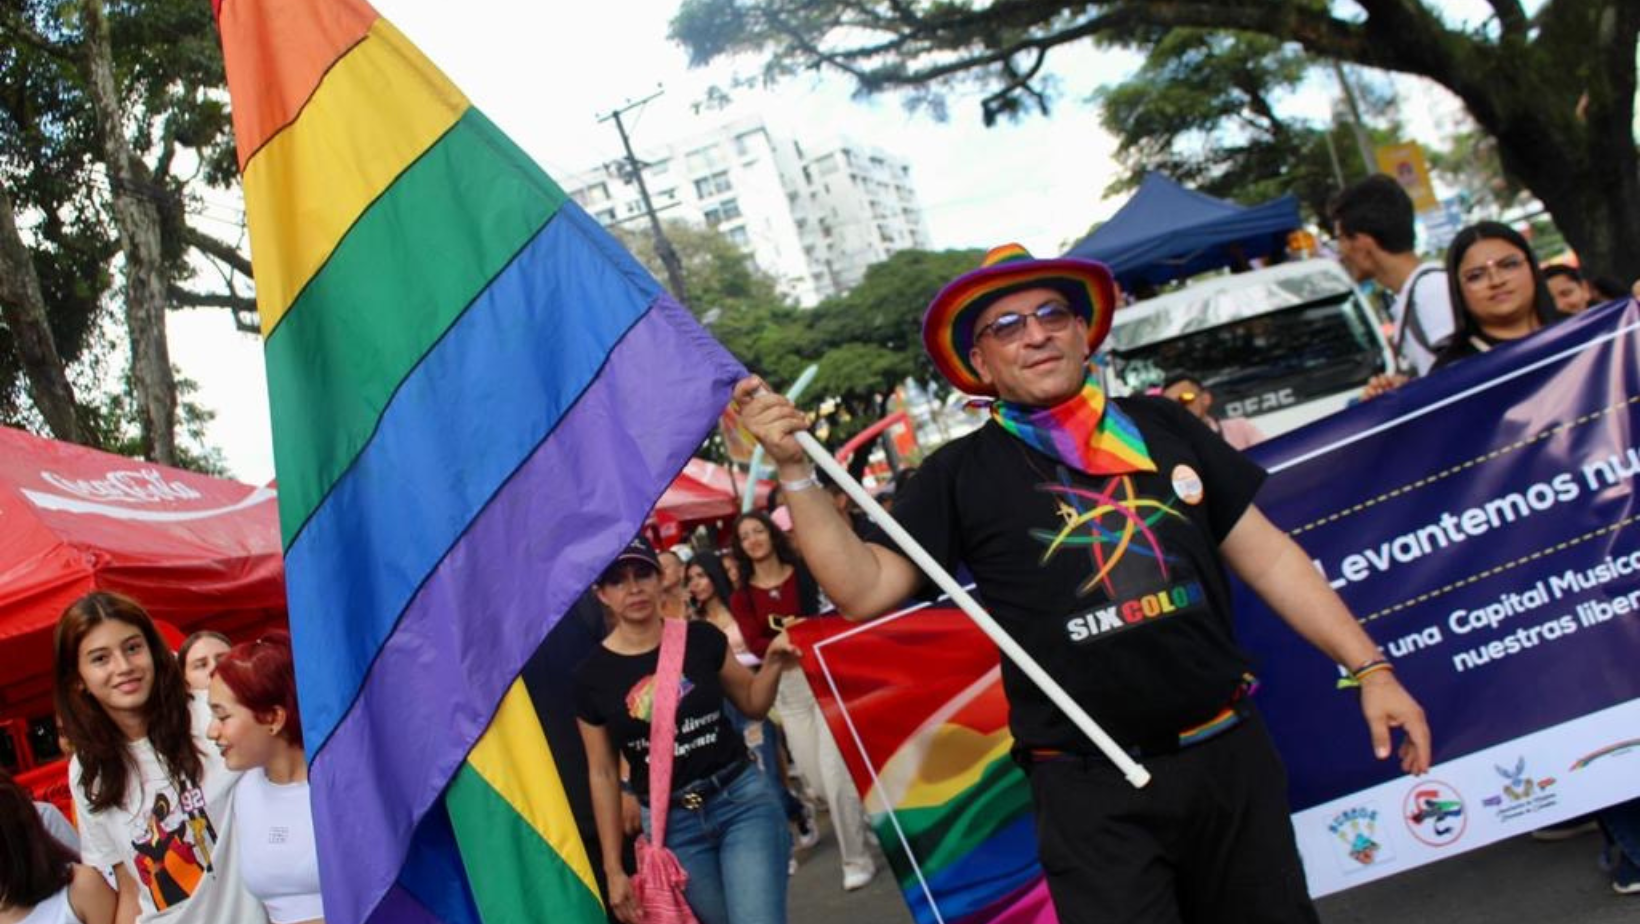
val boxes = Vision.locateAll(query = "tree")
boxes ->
[1,0,252,465]
[672,0,1640,279]
[1094,29,1395,219]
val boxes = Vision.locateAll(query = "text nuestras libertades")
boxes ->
[1312,445,1640,589]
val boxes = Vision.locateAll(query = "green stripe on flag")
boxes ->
[446,762,606,924]
[264,107,567,548]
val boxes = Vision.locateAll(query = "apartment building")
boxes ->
[563,115,932,306]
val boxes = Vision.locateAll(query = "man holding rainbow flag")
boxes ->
[734,244,1434,924]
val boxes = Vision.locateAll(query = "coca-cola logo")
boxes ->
[39,469,204,505]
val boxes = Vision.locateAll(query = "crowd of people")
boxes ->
[5,170,1636,924]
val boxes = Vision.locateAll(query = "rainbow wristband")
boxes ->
[1336,658,1394,690]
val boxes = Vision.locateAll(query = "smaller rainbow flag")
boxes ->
[793,607,1057,924]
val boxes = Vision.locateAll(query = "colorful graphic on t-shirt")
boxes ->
[625,674,695,723]
[130,788,214,910]
[1029,473,1185,596]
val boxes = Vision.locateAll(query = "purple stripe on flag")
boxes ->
[366,886,445,924]
[309,296,743,924]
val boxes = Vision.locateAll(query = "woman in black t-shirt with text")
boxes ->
[575,538,797,924]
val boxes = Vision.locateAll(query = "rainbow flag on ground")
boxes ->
[213,1,745,921]
[792,606,1058,924]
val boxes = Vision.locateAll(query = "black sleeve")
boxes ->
[860,442,963,599]
[571,656,606,726]
[1137,396,1267,543]
[688,619,729,669]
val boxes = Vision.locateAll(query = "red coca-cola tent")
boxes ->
[647,458,772,547]
[0,426,285,726]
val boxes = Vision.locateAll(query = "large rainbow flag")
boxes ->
[213,1,745,921]
[793,605,1058,924]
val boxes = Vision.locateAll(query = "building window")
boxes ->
[595,208,616,224]
[693,171,732,198]
[733,129,766,157]
[704,198,741,227]
[649,159,670,175]
[685,145,724,174]
[815,154,839,176]
[726,226,750,247]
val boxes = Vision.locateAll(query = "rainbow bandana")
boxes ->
[991,371,1156,475]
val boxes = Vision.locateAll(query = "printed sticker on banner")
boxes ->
[1326,803,1397,873]
[1403,780,1467,848]
[1570,738,1640,772]
[1171,464,1204,505]
[1481,756,1558,823]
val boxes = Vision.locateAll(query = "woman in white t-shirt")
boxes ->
[53,593,263,924]
[206,633,322,924]
[1,770,115,924]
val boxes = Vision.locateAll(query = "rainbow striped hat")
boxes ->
[922,243,1117,396]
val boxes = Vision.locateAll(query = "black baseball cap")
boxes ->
[596,536,661,584]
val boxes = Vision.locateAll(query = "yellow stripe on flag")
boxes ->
[464,679,601,901]
[243,17,468,335]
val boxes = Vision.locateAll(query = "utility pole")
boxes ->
[598,89,690,306]
[1330,60,1377,178]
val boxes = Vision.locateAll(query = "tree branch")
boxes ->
[1484,0,1529,37]
[183,226,253,278]
[0,6,73,61]
[167,286,260,333]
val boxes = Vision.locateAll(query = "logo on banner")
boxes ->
[1481,756,1558,822]
[41,468,202,504]
[1326,804,1395,872]
[1403,780,1467,847]
[1570,739,1640,771]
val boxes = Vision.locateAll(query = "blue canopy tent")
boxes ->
[1065,173,1301,291]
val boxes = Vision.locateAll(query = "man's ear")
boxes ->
[968,345,995,386]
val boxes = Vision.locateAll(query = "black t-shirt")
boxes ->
[573,621,747,798]
[863,396,1266,752]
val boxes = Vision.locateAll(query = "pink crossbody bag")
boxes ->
[629,618,702,924]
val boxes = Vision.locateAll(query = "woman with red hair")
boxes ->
[207,633,323,924]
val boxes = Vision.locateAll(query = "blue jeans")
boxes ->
[642,766,791,924]
[723,700,803,820]
[1600,797,1640,865]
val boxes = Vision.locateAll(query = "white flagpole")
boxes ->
[793,430,1152,789]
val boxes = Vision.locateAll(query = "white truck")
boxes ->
[1101,259,1396,439]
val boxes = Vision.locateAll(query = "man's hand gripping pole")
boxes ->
[790,428,1153,789]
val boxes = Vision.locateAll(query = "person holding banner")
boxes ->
[733,244,1432,924]
[1432,221,1561,370]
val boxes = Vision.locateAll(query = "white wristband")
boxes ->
[779,472,822,493]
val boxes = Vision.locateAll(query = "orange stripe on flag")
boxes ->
[217,0,379,170]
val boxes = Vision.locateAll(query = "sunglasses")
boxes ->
[975,301,1075,344]
[1459,253,1528,287]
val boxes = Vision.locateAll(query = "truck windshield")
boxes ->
[1107,294,1386,419]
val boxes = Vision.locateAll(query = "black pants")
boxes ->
[1023,711,1319,924]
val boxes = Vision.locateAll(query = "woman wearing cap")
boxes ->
[576,538,798,924]
[729,511,876,892]
[732,243,1430,924]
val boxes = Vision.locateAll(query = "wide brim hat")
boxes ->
[922,243,1118,396]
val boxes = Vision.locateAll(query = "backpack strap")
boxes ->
[1394,265,1450,360]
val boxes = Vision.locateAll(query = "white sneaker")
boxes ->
[842,861,876,892]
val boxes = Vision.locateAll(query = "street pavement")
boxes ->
[788,813,1634,924]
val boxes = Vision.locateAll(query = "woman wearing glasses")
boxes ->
[1433,221,1560,370]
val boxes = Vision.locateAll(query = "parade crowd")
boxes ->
[5,172,1639,924]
